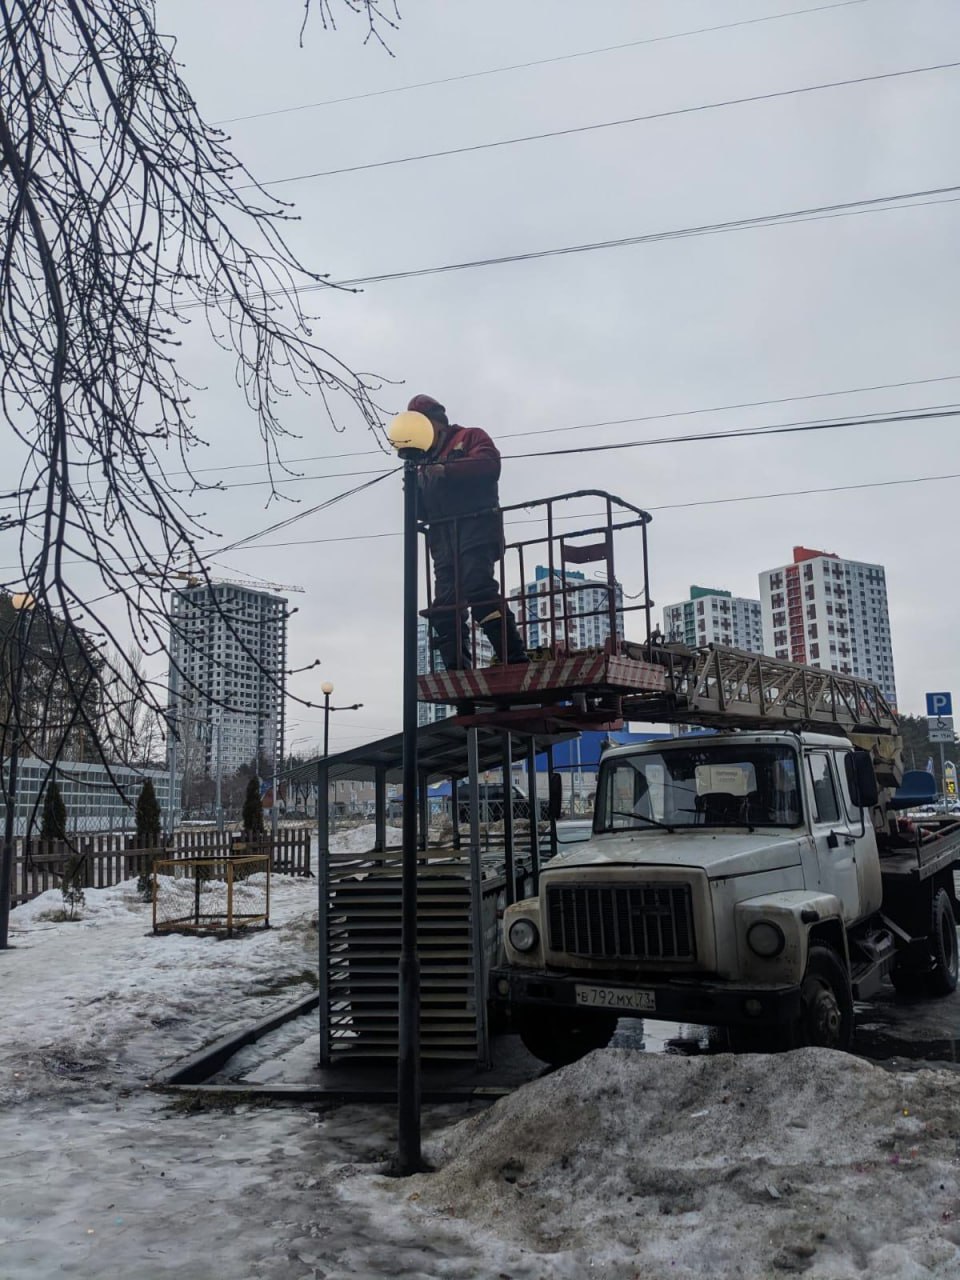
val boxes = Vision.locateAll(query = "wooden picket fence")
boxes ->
[10,826,312,908]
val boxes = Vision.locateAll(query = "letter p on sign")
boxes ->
[926,691,953,718]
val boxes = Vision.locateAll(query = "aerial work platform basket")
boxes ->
[416,488,898,740]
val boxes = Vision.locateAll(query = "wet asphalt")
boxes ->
[611,979,960,1072]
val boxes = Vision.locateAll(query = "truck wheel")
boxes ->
[517,1008,617,1067]
[925,888,959,996]
[797,944,854,1051]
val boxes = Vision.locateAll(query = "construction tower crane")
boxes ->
[170,570,304,594]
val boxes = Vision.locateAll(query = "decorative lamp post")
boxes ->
[386,409,435,1174]
[0,592,36,949]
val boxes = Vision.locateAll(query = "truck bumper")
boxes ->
[491,967,802,1028]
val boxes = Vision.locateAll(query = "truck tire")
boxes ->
[890,888,959,998]
[796,944,854,1051]
[925,887,959,996]
[517,1008,617,1068]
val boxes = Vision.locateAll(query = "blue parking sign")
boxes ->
[926,691,953,718]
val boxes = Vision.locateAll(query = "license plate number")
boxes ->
[574,984,655,1012]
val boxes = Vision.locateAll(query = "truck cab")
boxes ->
[494,730,960,1065]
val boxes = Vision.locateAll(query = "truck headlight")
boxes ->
[746,921,785,958]
[508,918,539,953]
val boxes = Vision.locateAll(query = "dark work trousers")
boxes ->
[430,544,527,669]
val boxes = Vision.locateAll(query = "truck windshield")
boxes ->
[596,743,802,832]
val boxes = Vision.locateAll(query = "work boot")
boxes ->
[480,612,529,665]
[435,623,473,671]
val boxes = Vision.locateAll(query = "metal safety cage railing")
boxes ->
[419,489,653,674]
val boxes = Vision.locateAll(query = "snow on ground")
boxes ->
[3,873,319,1106]
[5,836,960,1278]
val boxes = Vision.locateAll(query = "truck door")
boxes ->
[835,748,882,916]
[805,749,860,922]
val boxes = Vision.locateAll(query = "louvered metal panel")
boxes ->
[322,848,501,1063]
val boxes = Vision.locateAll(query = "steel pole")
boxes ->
[323,691,330,761]
[0,715,21,950]
[941,740,947,805]
[215,717,224,832]
[0,607,28,949]
[397,458,422,1174]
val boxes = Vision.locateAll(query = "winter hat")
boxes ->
[407,394,447,421]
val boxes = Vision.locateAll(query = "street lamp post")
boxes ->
[387,409,436,1176]
[0,593,36,949]
[319,683,363,818]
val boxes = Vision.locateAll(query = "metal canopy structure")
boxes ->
[286,720,577,788]
[300,719,576,1072]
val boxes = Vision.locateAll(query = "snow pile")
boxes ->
[343,1048,960,1278]
[11,879,145,927]
[329,822,402,853]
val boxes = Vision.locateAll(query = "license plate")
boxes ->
[574,984,655,1012]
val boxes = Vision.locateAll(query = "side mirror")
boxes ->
[846,749,879,809]
[548,773,563,821]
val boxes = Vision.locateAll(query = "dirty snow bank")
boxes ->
[341,1048,960,1278]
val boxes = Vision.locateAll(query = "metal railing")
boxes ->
[419,489,653,672]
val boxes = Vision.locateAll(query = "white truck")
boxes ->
[494,728,960,1065]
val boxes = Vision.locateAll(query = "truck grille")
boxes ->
[546,882,696,962]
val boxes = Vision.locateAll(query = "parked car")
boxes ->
[456,782,550,825]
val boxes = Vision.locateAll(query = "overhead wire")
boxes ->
[214,1,874,126]
[211,467,398,558]
[181,471,960,554]
[246,60,960,188]
[178,184,960,311]
[4,370,956,493]
[1,396,956,514]
[502,406,960,460]
[4,461,959,575]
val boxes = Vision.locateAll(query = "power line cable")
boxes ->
[4,462,959,576]
[15,370,960,490]
[215,0,873,125]
[190,184,959,308]
[126,400,960,492]
[211,468,398,558]
[503,405,960,460]
[247,60,960,188]
[1,396,954,515]
[188,471,960,553]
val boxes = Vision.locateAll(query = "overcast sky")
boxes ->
[141,0,960,752]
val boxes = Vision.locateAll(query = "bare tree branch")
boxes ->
[0,0,399,788]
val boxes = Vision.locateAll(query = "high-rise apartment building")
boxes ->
[168,584,288,777]
[510,565,624,652]
[662,586,763,652]
[759,547,896,705]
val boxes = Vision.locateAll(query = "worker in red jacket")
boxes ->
[408,394,528,671]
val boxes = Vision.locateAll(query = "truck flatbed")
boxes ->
[880,818,960,881]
